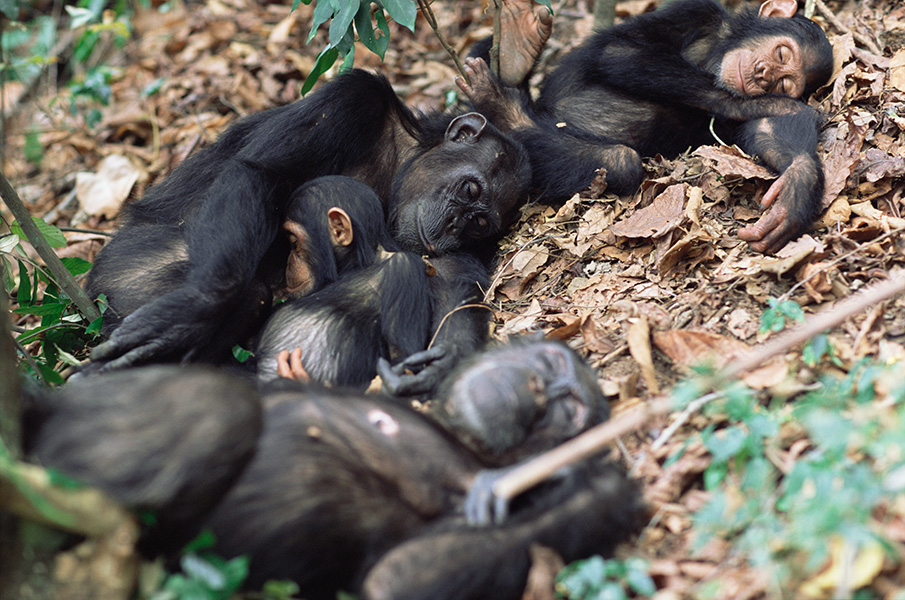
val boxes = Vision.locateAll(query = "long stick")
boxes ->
[0,172,100,321]
[493,269,905,502]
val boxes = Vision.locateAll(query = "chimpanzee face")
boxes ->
[388,113,530,255]
[717,35,807,98]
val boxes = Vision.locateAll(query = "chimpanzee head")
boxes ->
[388,112,531,255]
[282,176,394,298]
[438,338,610,463]
[710,0,833,99]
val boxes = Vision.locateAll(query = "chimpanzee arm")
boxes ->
[90,162,280,370]
[379,254,490,397]
[732,107,824,253]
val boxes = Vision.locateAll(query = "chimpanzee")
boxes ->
[84,175,394,370]
[255,248,434,389]
[23,361,641,600]
[429,337,611,465]
[277,175,396,299]
[84,68,531,373]
[460,0,833,253]
[23,366,263,553]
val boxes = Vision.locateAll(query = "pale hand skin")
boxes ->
[276,347,311,383]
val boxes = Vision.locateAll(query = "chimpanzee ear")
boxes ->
[758,0,797,18]
[327,207,354,247]
[445,112,487,143]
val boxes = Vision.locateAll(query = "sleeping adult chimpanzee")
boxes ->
[84,175,393,369]
[255,248,435,389]
[459,0,833,254]
[84,70,530,374]
[23,362,641,600]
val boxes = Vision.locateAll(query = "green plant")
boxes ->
[690,359,905,595]
[150,531,250,600]
[556,555,655,600]
[1,218,103,384]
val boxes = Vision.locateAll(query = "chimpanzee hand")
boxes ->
[88,289,219,373]
[464,467,512,526]
[378,344,459,397]
[738,155,821,254]
[276,348,312,383]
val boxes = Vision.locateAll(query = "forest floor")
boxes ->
[3,0,905,598]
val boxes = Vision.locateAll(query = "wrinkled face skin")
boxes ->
[717,35,806,98]
[283,222,314,298]
[388,114,530,255]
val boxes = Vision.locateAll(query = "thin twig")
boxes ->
[490,0,502,78]
[0,172,100,321]
[416,0,470,84]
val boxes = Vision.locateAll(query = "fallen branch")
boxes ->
[493,269,905,502]
[0,171,100,321]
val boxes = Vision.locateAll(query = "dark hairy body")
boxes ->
[24,360,641,600]
[84,70,530,375]
[461,0,833,253]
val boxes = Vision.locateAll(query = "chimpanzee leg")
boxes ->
[361,462,644,600]
[24,366,262,554]
[458,56,642,199]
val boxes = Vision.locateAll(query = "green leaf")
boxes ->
[14,301,66,319]
[262,580,300,599]
[704,425,747,463]
[17,260,32,305]
[327,0,358,46]
[11,217,67,248]
[776,299,805,323]
[307,0,336,43]
[0,233,19,254]
[65,5,98,28]
[0,0,17,19]
[625,566,656,597]
[231,345,254,363]
[355,2,390,59]
[0,256,14,293]
[301,46,339,95]
[60,256,92,276]
[25,129,43,166]
[182,530,217,554]
[381,0,417,31]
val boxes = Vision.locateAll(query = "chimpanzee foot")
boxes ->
[499,0,553,86]
[457,57,534,132]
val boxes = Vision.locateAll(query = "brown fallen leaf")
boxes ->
[609,183,687,240]
[653,329,748,371]
[692,145,775,180]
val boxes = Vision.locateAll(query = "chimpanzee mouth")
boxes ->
[417,215,436,254]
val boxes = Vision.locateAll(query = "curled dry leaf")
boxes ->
[692,145,775,180]
[609,183,687,240]
[652,329,748,371]
[75,155,141,220]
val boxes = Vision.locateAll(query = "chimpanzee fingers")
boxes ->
[761,174,787,209]
[378,359,435,397]
[397,346,448,370]
[738,204,793,254]
[93,337,173,374]
[465,468,510,527]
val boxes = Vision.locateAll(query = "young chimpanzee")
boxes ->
[23,358,641,600]
[255,248,434,389]
[460,0,833,254]
[429,337,611,465]
[85,68,531,375]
